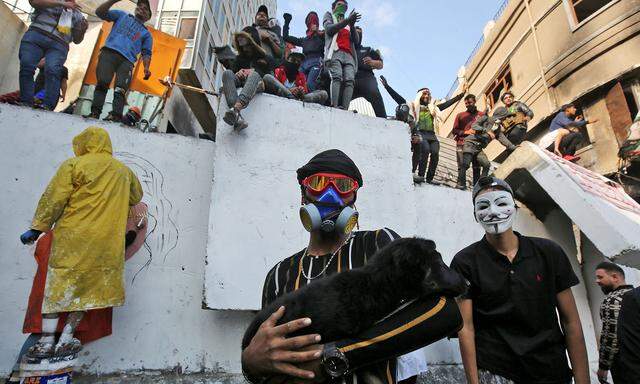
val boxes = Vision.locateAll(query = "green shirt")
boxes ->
[417,108,434,132]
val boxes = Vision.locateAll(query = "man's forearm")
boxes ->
[565,319,590,384]
[142,56,151,71]
[96,0,118,19]
[458,328,479,384]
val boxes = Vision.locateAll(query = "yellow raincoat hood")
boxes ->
[32,126,143,313]
[72,126,113,156]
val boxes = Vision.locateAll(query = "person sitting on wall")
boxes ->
[253,5,283,64]
[455,107,516,190]
[221,26,276,131]
[214,45,237,71]
[19,127,143,358]
[538,122,587,162]
[241,149,462,384]
[549,103,598,132]
[282,11,325,91]
[85,0,153,122]
[500,91,534,145]
[451,176,590,384]
[263,51,328,104]
[18,0,87,111]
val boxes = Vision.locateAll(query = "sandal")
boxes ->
[54,337,82,357]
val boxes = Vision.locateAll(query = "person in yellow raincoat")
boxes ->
[20,126,143,357]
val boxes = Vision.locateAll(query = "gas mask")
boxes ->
[474,190,516,235]
[395,104,410,123]
[300,186,358,234]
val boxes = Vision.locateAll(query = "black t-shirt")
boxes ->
[355,46,382,79]
[34,66,69,94]
[450,233,579,384]
[615,287,640,383]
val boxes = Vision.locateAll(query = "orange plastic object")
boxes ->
[83,22,185,97]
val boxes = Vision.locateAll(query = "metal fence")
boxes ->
[445,0,510,98]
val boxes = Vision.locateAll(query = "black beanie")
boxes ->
[296,149,363,187]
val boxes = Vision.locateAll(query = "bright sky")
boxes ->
[276,0,505,114]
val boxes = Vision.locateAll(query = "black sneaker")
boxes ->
[83,111,100,119]
[103,112,122,122]
[223,108,239,126]
[234,112,248,131]
[426,179,441,186]
[456,183,466,190]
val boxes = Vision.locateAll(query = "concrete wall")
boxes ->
[0,99,608,380]
[0,3,27,94]
[0,104,231,375]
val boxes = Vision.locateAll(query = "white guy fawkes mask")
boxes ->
[474,190,517,235]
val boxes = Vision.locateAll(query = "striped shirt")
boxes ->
[260,229,456,384]
[599,284,634,370]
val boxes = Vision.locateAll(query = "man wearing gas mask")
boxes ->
[456,107,516,190]
[241,149,457,384]
[451,176,590,384]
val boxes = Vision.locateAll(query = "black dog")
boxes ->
[242,237,466,349]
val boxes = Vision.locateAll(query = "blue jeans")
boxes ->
[300,56,322,92]
[19,29,68,109]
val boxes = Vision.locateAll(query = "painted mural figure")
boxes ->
[451,176,590,384]
[19,126,143,357]
[241,149,463,384]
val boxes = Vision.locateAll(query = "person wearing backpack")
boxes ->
[18,0,87,110]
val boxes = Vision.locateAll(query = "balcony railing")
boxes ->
[445,0,509,98]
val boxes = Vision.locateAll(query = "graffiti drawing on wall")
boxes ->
[115,152,179,283]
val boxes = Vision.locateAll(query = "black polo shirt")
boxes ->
[450,232,579,384]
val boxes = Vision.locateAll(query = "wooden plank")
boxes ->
[605,81,633,145]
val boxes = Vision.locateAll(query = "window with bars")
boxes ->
[567,0,615,24]
[484,65,513,109]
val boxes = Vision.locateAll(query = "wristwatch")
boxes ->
[321,343,349,379]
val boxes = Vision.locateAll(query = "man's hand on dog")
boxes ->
[242,306,323,380]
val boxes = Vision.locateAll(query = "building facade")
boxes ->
[155,0,276,136]
[440,0,640,197]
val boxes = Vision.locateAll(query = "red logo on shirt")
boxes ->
[536,274,543,282]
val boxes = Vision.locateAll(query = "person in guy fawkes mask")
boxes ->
[451,176,590,384]
[241,149,461,384]
[263,51,328,104]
